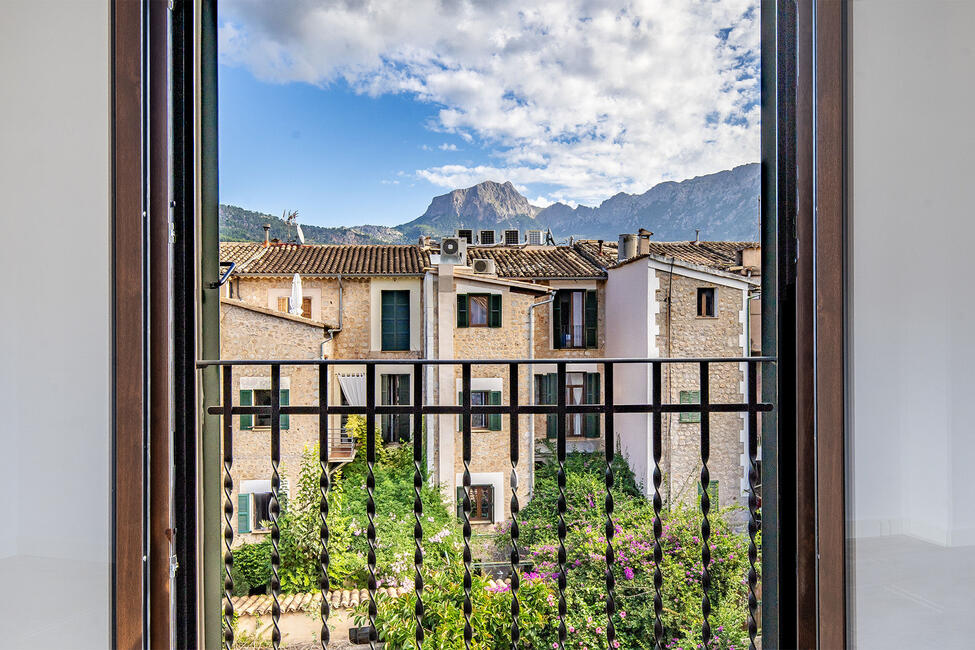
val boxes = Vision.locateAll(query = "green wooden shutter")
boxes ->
[545,374,558,439]
[279,389,290,430]
[380,375,391,441]
[679,390,702,423]
[458,391,463,432]
[489,294,503,328]
[238,493,251,533]
[488,390,502,430]
[457,294,469,327]
[381,290,410,351]
[584,373,600,438]
[240,390,253,430]
[585,289,598,348]
[487,486,495,523]
[397,375,411,442]
[552,294,563,349]
[456,486,465,519]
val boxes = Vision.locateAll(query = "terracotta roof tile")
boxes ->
[574,239,758,272]
[220,242,431,276]
[467,245,605,279]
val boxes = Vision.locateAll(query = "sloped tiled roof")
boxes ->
[219,242,431,276]
[574,239,758,273]
[467,246,606,279]
[219,241,265,267]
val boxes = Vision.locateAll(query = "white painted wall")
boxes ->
[0,0,111,646]
[605,261,656,491]
[850,0,975,546]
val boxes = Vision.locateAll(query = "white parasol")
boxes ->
[289,273,303,316]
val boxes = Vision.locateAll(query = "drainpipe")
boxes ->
[320,274,343,359]
[527,291,556,498]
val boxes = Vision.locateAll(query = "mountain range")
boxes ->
[219,162,759,245]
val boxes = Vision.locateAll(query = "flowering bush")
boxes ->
[357,555,557,649]
[501,451,755,650]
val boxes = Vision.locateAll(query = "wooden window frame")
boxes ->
[469,485,494,523]
[697,287,717,318]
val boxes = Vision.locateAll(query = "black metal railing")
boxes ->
[199,356,773,650]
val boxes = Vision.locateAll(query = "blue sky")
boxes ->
[218,0,760,229]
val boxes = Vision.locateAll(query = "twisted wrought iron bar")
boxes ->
[365,364,379,649]
[508,363,522,648]
[461,364,474,650]
[412,362,425,649]
[318,366,331,649]
[747,361,760,650]
[651,362,664,650]
[556,363,568,650]
[270,365,283,649]
[222,366,235,650]
[699,362,712,648]
[602,363,617,648]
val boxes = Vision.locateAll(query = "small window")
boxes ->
[697,287,716,317]
[277,296,312,319]
[679,390,701,423]
[380,373,411,443]
[458,485,494,522]
[240,388,290,430]
[381,290,411,351]
[469,295,489,326]
[470,390,488,428]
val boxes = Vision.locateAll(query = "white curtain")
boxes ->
[337,373,367,406]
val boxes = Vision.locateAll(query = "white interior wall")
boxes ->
[0,0,111,646]
[851,0,975,546]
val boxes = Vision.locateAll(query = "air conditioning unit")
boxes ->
[526,229,544,245]
[440,237,467,265]
[456,229,474,245]
[471,258,496,274]
[478,229,496,245]
[503,229,520,245]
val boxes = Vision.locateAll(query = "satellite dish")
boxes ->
[296,223,305,245]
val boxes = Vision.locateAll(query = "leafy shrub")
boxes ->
[499,451,755,650]
[231,540,271,596]
[356,556,557,649]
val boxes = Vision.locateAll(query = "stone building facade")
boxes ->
[218,236,758,529]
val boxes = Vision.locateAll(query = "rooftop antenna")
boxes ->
[282,209,300,243]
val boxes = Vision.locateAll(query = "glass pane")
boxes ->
[848,4,975,648]
[470,295,488,325]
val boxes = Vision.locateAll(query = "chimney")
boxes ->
[618,234,638,262]
[693,229,701,245]
[597,239,604,256]
[637,228,652,255]
[263,223,271,246]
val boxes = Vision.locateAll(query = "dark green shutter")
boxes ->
[457,392,463,432]
[543,374,558,439]
[397,375,411,442]
[585,290,598,348]
[381,375,392,440]
[552,294,563,349]
[382,290,410,351]
[238,493,251,533]
[584,373,600,438]
[486,486,495,522]
[456,486,465,519]
[679,390,702,423]
[240,390,253,430]
[488,390,502,430]
[279,389,290,430]
[457,294,469,328]
[489,294,503,328]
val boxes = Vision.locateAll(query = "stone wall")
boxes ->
[220,300,326,544]
[654,271,747,508]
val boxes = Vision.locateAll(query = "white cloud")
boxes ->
[219,0,759,206]
[438,143,459,151]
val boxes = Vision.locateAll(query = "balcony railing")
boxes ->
[199,356,772,650]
